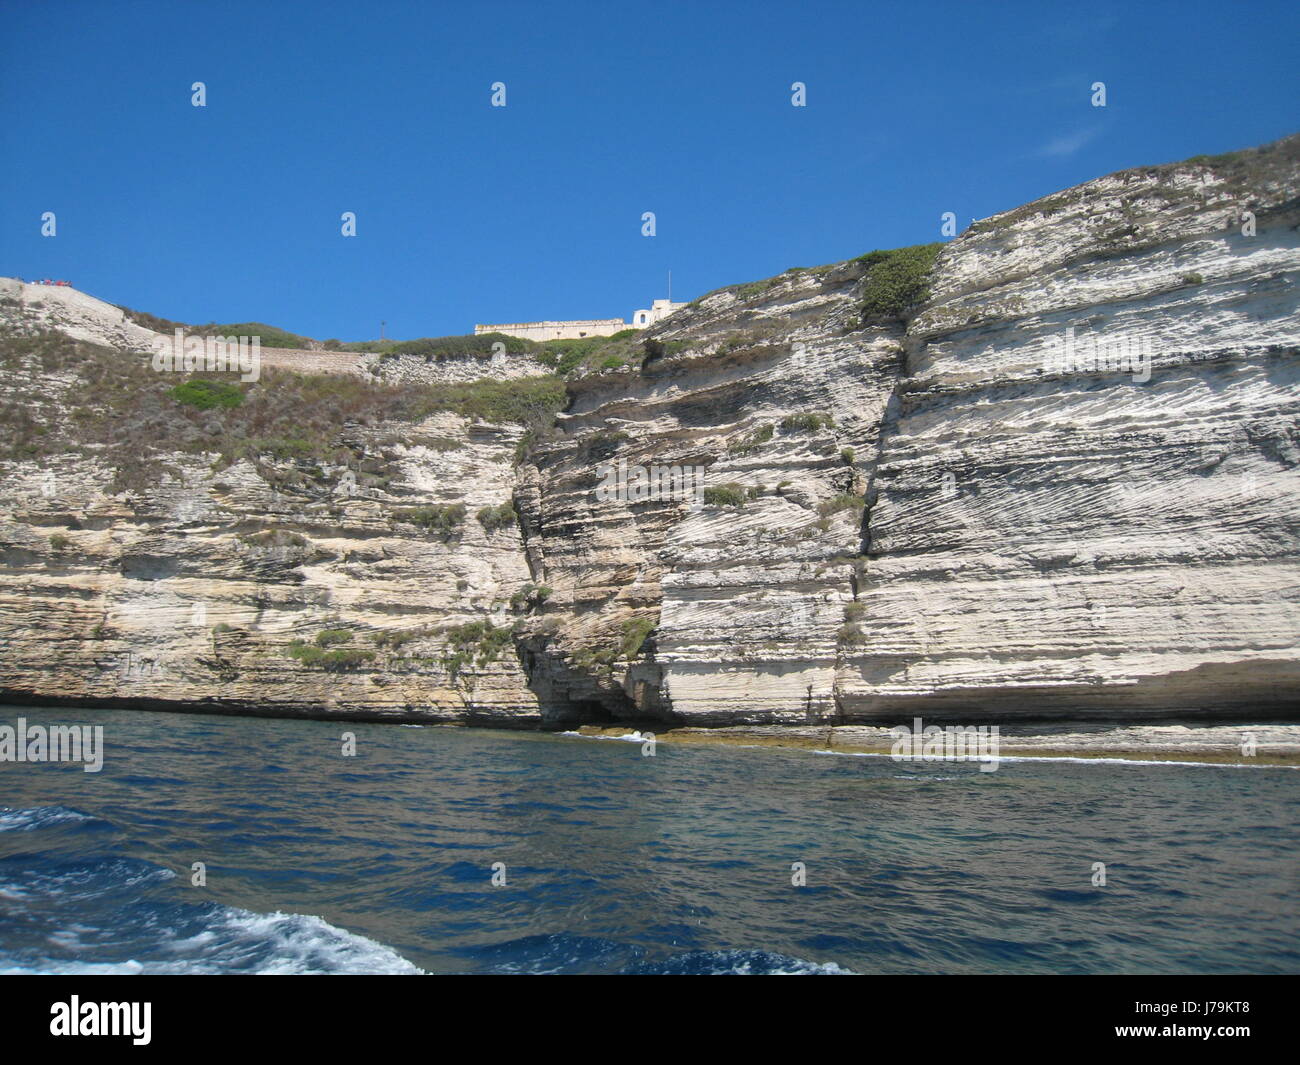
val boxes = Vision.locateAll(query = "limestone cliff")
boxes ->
[2,135,1297,725]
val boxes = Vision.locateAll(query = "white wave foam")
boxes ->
[0,805,93,833]
[0,906,424,975]
[654,950,855,975]
[0,959,148,975]
[206,909,425,974]
[727,957,855,975]
[810,749,1300,770]
[558,730,649,743]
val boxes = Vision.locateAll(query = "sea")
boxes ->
[1,705,1297,975]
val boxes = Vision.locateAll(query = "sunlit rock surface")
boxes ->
[2,136,1297,725]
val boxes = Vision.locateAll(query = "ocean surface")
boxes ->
[1,705,1297,975]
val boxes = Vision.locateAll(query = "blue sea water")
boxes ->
[1,705,1297,975]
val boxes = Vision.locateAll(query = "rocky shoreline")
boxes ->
[568,722,1300,767]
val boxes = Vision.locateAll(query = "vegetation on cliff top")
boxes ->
[0,329,568,492]
[115,304,314,350]
[362,328,649,380]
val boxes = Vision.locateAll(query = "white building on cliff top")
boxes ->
[475,297,687,341]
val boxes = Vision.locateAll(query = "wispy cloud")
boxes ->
[1037,125,1104,158]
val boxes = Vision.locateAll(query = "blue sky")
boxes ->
[2,0,1296,342]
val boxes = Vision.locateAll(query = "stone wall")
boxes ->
[474,319,627,342]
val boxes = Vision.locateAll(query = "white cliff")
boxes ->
[1,135,1297,726]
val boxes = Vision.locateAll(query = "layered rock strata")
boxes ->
[2,136,1297,725]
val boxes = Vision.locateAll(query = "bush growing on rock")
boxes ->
[837,623,867,645]
[510,583,551,610]
[286,640,374,670]
[171,378,244,410]
[817,493,866,518]
[728,424,773,455]
[371,627,425,650]
[620,617,655,658]
[442,619,518,667]
[856,242,943,322]
[314,628,353,647]
[703,483,748,507]
[395,503,466,540]
[477,502,518,533]
[780,412,834,433]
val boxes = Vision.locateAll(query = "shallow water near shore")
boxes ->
[1,705,1297,974]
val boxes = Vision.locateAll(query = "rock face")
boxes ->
[2,136,1298,726]
[0,278,161,350]
[847,148,1300,719]
[0,408,549,723]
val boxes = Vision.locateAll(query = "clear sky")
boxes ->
[2,0,1296,342]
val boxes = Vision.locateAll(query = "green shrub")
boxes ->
[837,623,866,645]
[510,583,552,610]
[440,650,471,679]
[620,616,655,658]
[1181,272,1205,285]
[703,483,748,507]
[48,533,70,552]
[314,628,353,647]
[856,242,943,322]
[286,640,374,670]
[372,627,424,650]
[423,436,464,452]
[414,376,567,427]
[735,277,780,300]
[817,493,866,518]
[443,619,517,666]
[381,331,532,361]
[395,503,467,540]
[171,379,244,410]
[477,502,518,533]
[728,424,774,455]
[780,412,834,432]
[209,322,312,350]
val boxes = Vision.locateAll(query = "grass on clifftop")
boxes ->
[0,329,568,492]
[115,305,314,350]
[122,301,657,378]
[364,329,648,379]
